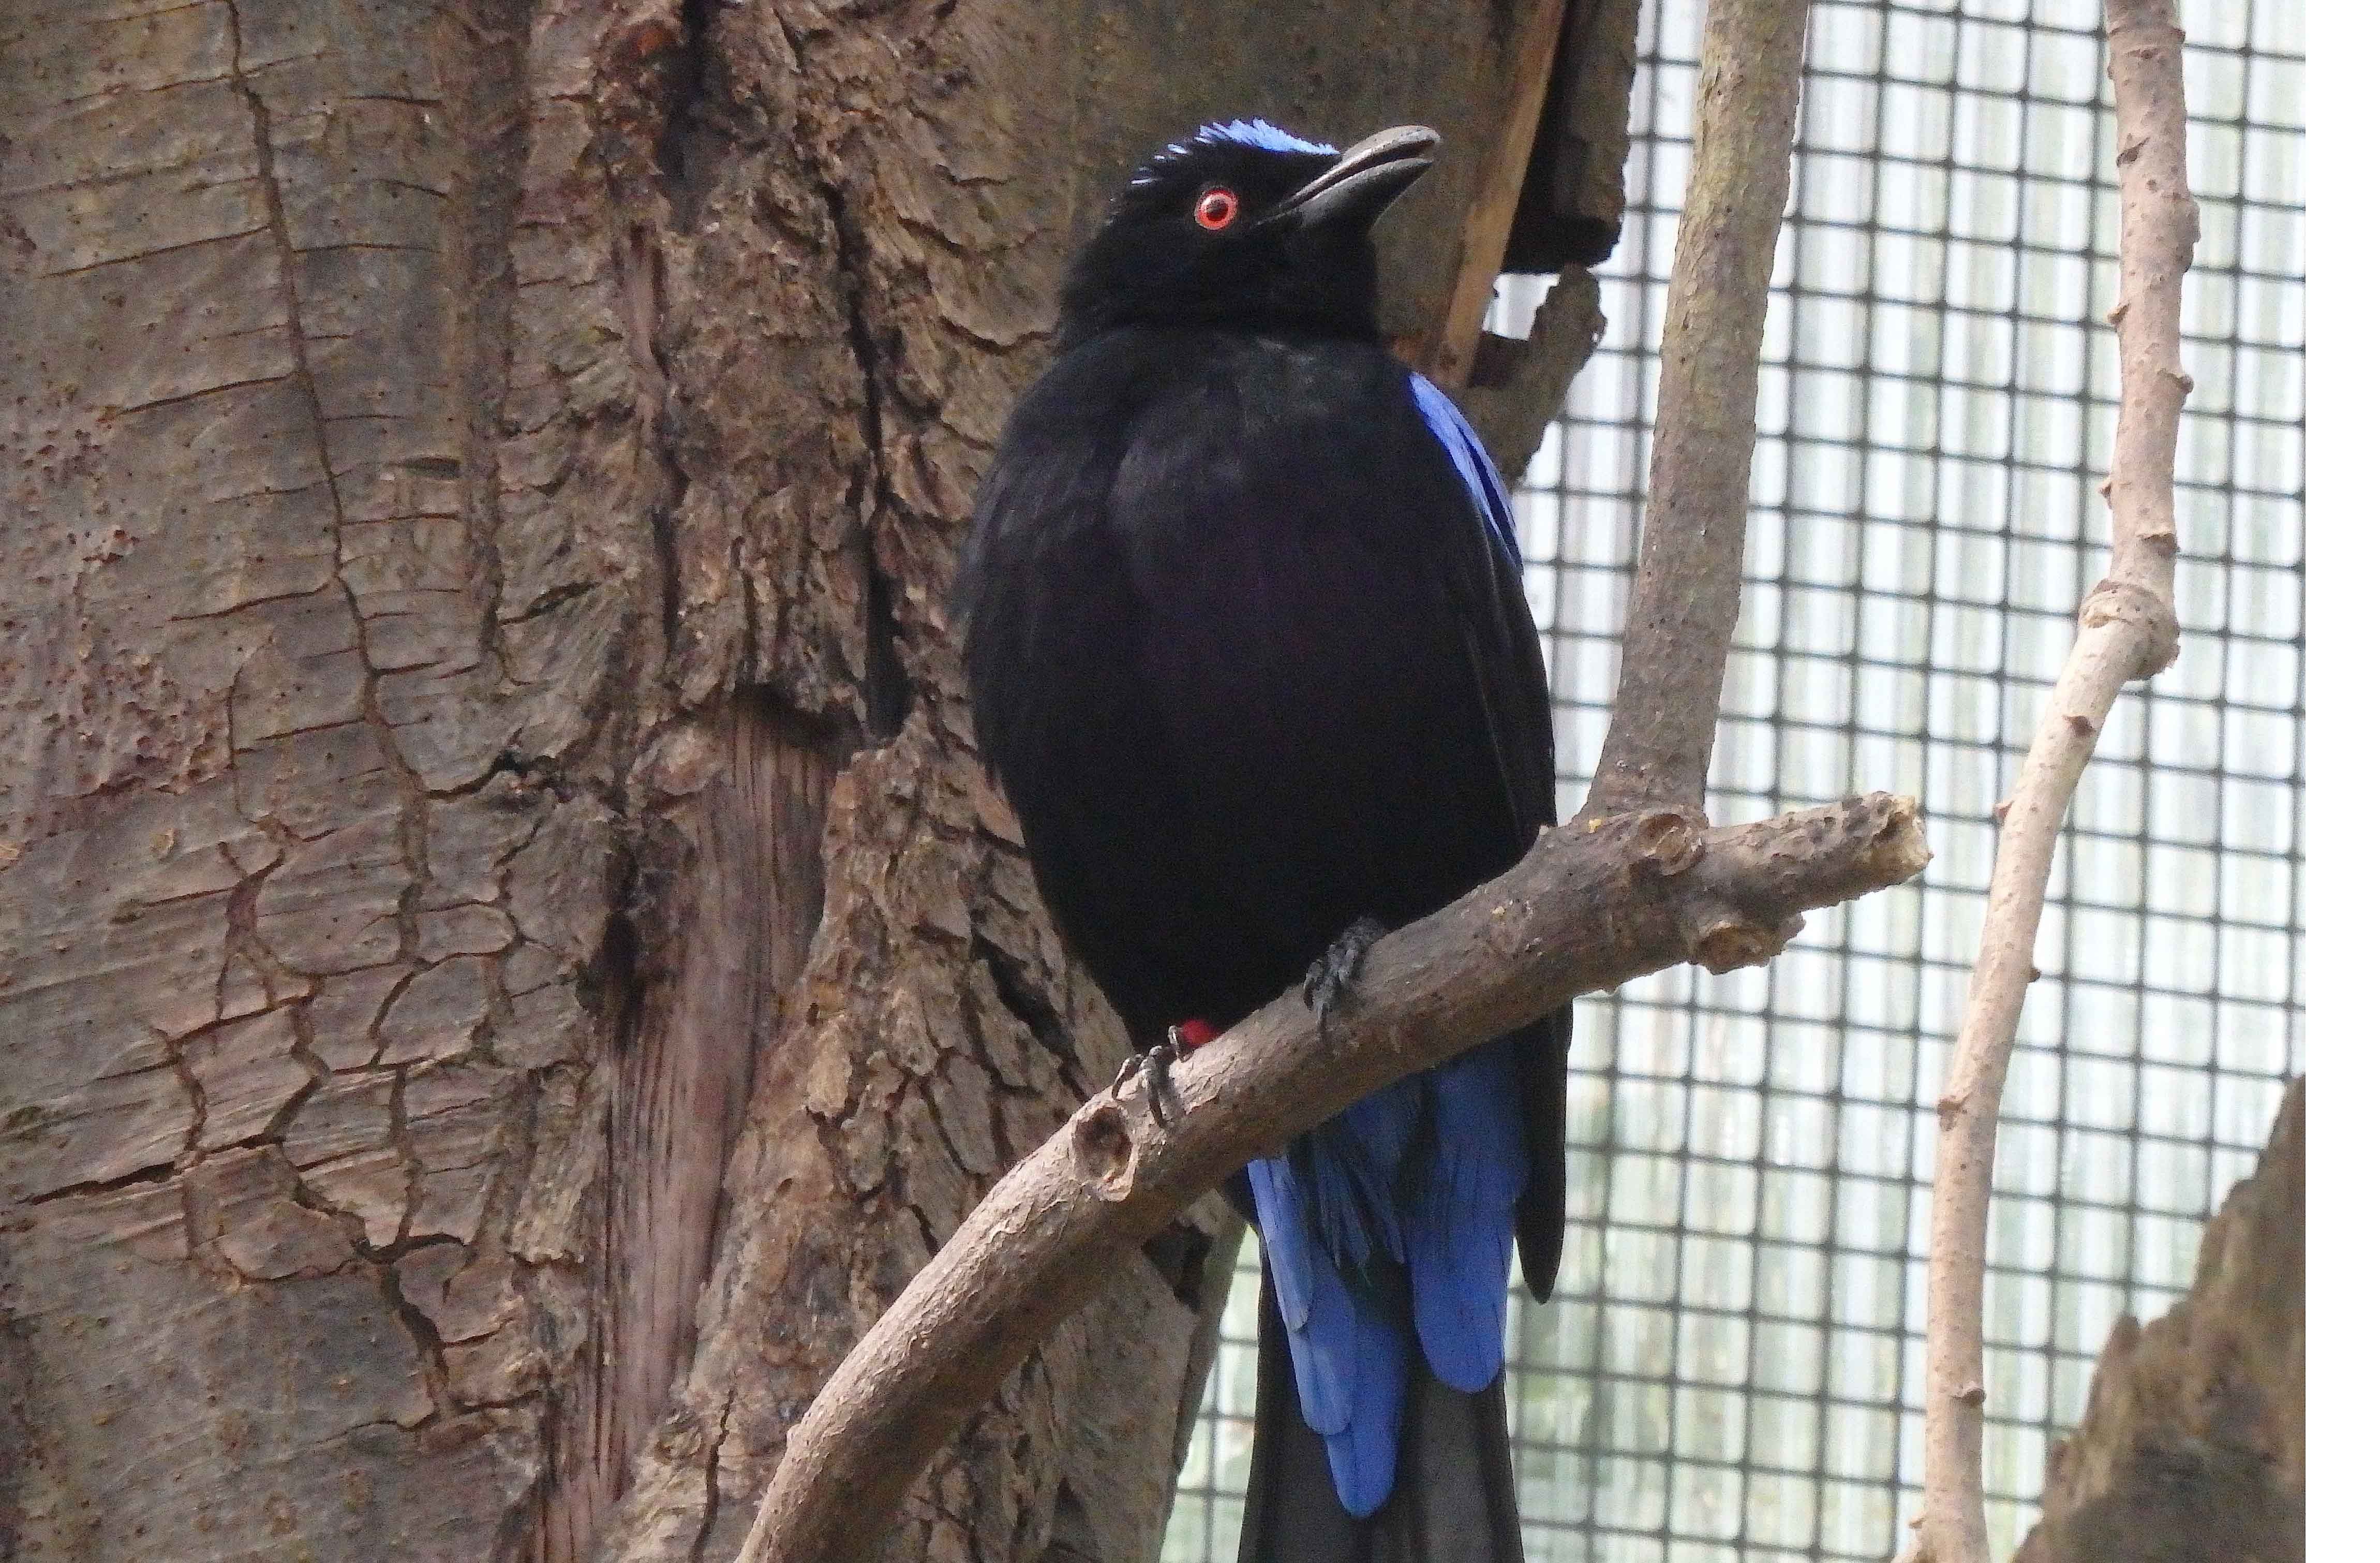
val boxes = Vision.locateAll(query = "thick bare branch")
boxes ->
[735,794,1930,1563]
[1906,5,2193,1561]
[1586,0,1813,818]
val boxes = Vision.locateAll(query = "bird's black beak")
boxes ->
[1265,125,1439,231]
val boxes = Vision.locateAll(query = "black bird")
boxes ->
[957,120,1569,1562]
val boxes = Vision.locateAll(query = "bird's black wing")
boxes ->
[1406,370,1572,1304]
[1107,341,1539,940]
[1104,338,1571,1295]
[957,336,1240,1044]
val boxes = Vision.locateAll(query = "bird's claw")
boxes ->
[1303,915,1388,1032]
[1111,1029,1188,1125]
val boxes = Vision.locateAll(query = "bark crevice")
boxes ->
[0,4,1648,1559]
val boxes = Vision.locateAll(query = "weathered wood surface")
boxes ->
[2012,1080,2303,1563]
[0,1,1631,1558]
[1505,0,1642,272]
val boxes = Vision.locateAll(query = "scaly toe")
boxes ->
[1303,915,1389,1024]
[1112,1038,1181,1126]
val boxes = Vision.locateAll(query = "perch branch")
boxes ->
[734,795,1931,1563]
[1587,0,1813,818]
[1904,4,2191,1561]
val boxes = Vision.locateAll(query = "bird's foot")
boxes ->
[1111,1038,1177,1124]
[1302,916,1388,1033]
[1112,1022,1213,1125]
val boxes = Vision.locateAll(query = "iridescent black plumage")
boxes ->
[957,120,1569,1562]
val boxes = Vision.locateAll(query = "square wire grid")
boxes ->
[1165,1,2303,1558]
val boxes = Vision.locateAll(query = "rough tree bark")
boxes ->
[0,2,1619,1560]
[2012,1081,2303,1563]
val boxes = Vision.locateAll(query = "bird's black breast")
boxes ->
[958,326,1555,1043]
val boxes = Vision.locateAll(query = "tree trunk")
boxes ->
[2012,1079,2304,1563]
[0,2,1609,1558]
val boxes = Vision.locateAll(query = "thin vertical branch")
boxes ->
[1906,4,2193,1560]
[1585,0,1814,819]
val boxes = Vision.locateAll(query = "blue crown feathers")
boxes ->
[1131,119,1338,185]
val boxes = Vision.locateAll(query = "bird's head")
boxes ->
[1058,120,1438,344]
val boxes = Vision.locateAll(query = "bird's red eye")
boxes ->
[1195,187,1239,230]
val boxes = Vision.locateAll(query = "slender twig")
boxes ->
[733,795,1931,1563]
[1904,5,2192,1560]
[1587,0,1813,818]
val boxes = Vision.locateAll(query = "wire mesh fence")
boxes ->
[1163,0,2304,1557]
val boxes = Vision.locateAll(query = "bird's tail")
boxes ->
[1235,1260,1527,1563]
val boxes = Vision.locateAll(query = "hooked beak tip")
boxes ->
[1272,124,1439,230]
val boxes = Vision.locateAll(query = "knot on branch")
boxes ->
[1070,1102,1137,1198]
[1684,899,1802,973]
[2107,17,2186,56]
[1582,793,1937,978]
[2079,577,2182,677]
[1626,809,1706,880]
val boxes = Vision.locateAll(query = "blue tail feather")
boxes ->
[1246,1157,1314,1332]
[1300,1255,1410,1514]
[1305,1084,1420,1274]
[1246,1040,1529,1516]
[1249,1144,1412,1515]
[1408,1044,1527,1392]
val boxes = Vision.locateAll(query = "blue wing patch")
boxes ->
[1408,370,1521,568]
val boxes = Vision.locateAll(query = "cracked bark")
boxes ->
[0,1,1639,1560]
[2011,1081,2303,1563]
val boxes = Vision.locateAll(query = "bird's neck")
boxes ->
[1055,312,1385,355]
